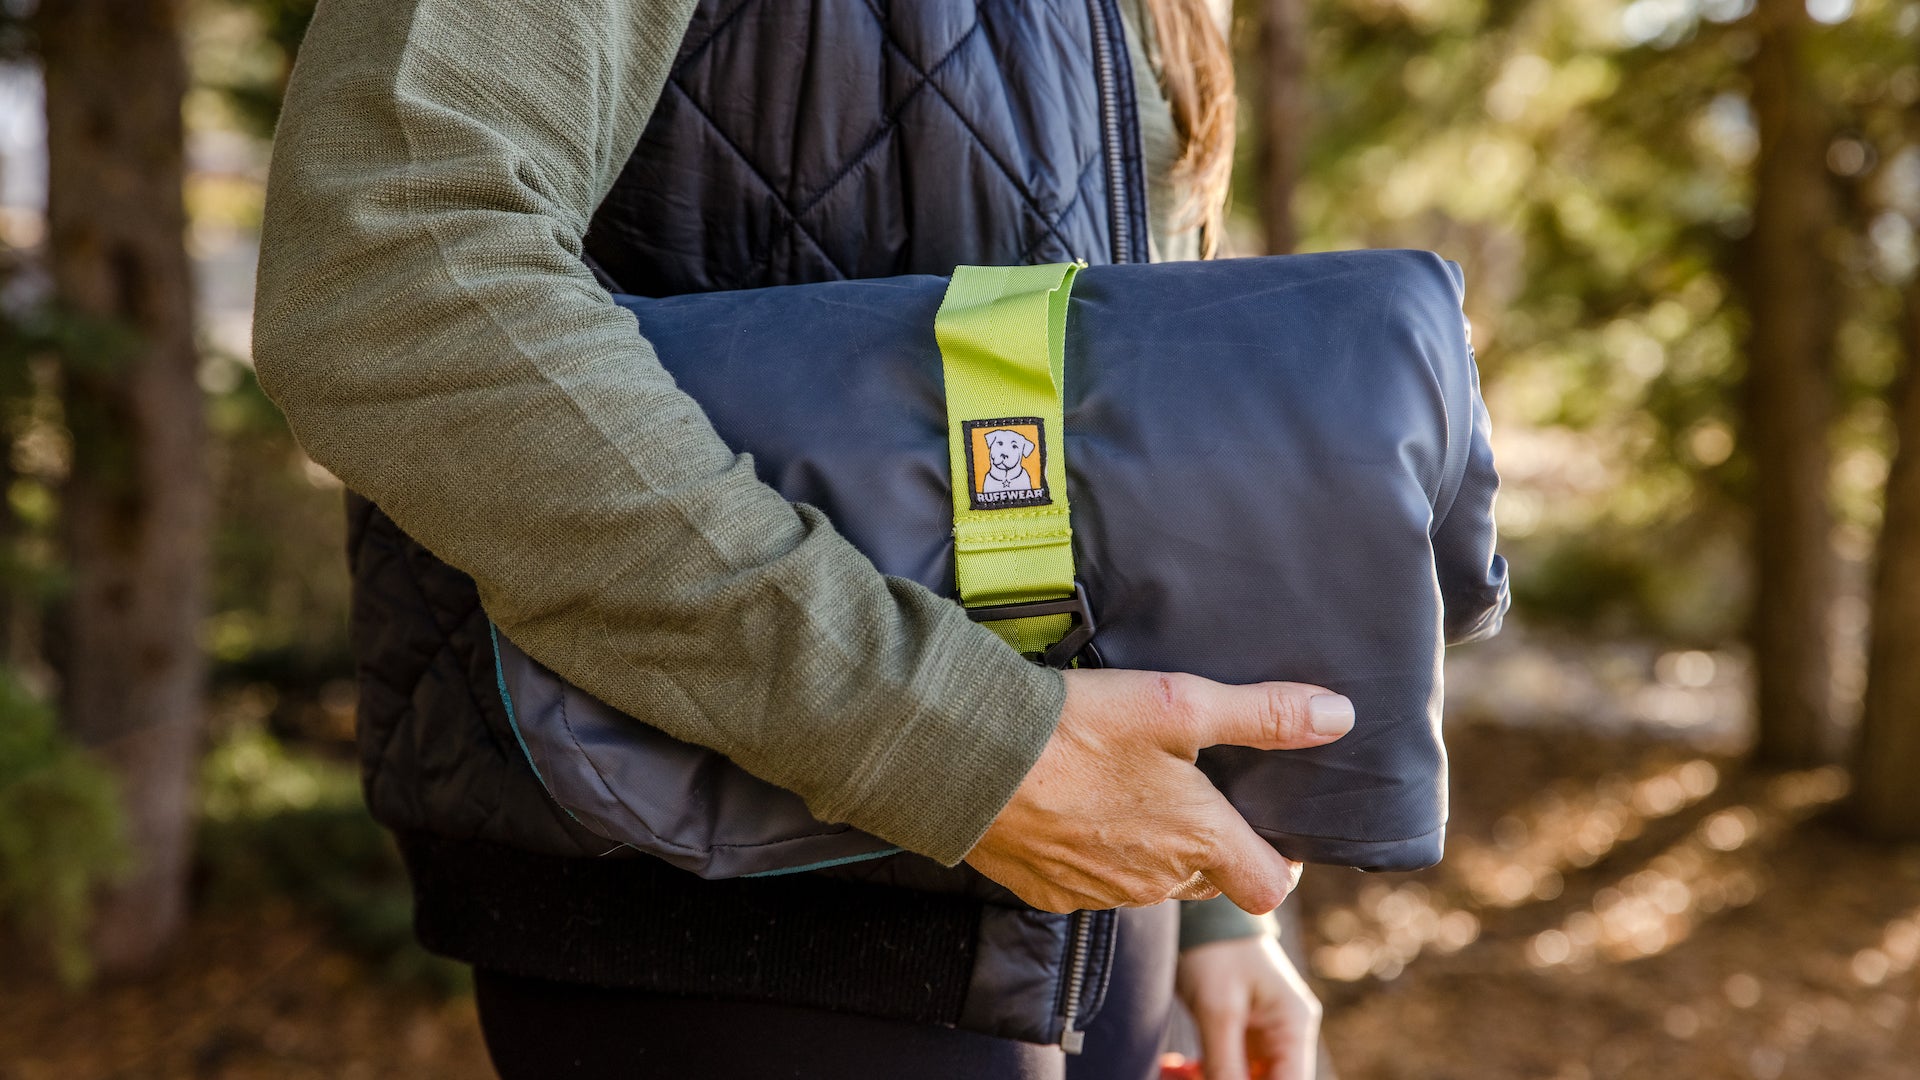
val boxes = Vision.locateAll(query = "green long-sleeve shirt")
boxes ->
[256,0,1062,866]
[254,0,1269,942]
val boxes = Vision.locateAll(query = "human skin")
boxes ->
[964,668,1355,914]
[1178,934,1323,1080]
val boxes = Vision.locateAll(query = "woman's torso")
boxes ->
[352,0,1198,1048]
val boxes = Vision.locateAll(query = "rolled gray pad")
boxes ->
[493,250,1509,876]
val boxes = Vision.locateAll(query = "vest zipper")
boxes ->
[1059,11,1137,1053]
[1085,0,1138,265]
[1057,909,1095,1053]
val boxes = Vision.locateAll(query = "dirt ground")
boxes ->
[1302,724,1920,1080]
[0,905,491,1080]
[3,721,1917,1080]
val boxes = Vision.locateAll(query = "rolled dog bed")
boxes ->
[492,249,1508,876]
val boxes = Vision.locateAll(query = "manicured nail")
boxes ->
[1308,694,1355,736]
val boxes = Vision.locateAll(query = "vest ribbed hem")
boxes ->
[397,832,980,1026]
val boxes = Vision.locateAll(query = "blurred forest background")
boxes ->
[2,0,1919,1077]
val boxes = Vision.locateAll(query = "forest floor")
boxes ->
[3,720,1917,1080]
[1300,723,1920,1080]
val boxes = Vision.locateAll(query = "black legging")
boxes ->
[475,903,1178,1080]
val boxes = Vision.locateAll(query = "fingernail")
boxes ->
[1308,694,1355,736]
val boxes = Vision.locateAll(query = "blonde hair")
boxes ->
[1141,0,1237,257]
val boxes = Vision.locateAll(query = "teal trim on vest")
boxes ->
[740,847,904,878]
[492,620,629,853]
[492,620,900,874]
[488,621,547,787]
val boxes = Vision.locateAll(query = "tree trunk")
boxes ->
[1739,0,1837,767]
[1256,0,1306,255]
[38,0,209,974]
[0,416,17,666]
[1853,267,1920,837]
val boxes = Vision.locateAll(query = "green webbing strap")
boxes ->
[935,263,1081,658]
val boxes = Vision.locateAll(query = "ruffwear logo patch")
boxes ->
[963,417,1051,511]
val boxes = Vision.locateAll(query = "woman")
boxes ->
[254,1,1338,1077]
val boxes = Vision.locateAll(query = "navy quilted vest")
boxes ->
[584,0,1147,293]
[347,0,1148,1046]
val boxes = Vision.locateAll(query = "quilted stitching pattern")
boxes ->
[586,0,1120,295]
[348,493,609,856]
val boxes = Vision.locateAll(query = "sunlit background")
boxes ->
[2,0,1917,1077]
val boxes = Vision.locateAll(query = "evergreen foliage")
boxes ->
[0,673,129,986]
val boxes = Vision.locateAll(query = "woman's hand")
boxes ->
[964,668,1354,914]
[1176,934,1323,1080]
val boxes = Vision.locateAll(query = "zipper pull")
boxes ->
[1057,908,1096,1054]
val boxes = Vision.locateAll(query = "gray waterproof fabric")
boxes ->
[495,249,1509,878]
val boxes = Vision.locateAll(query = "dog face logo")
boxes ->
[963,417,1050,510]
[983,429,1035,488]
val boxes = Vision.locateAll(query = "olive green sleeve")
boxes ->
[1179,894,1280,951]
[251,0,1065,865]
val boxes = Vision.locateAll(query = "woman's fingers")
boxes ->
[1256,936,1323,1080]
[1178,936,1321,1080]
[1167,871,1223,903]
[1252,1011,1313,1080]
[1196,999,1252,1080]
[964,668,1348,915]
[1159,673,1356,755]
[1197,796,1303,914]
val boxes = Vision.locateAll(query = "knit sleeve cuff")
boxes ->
[1179,893,1279,951]
[811,600,1068,867]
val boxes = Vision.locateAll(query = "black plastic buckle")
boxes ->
[965,581,1102,670]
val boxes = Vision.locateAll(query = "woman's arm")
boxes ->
[253,0,1065,864]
